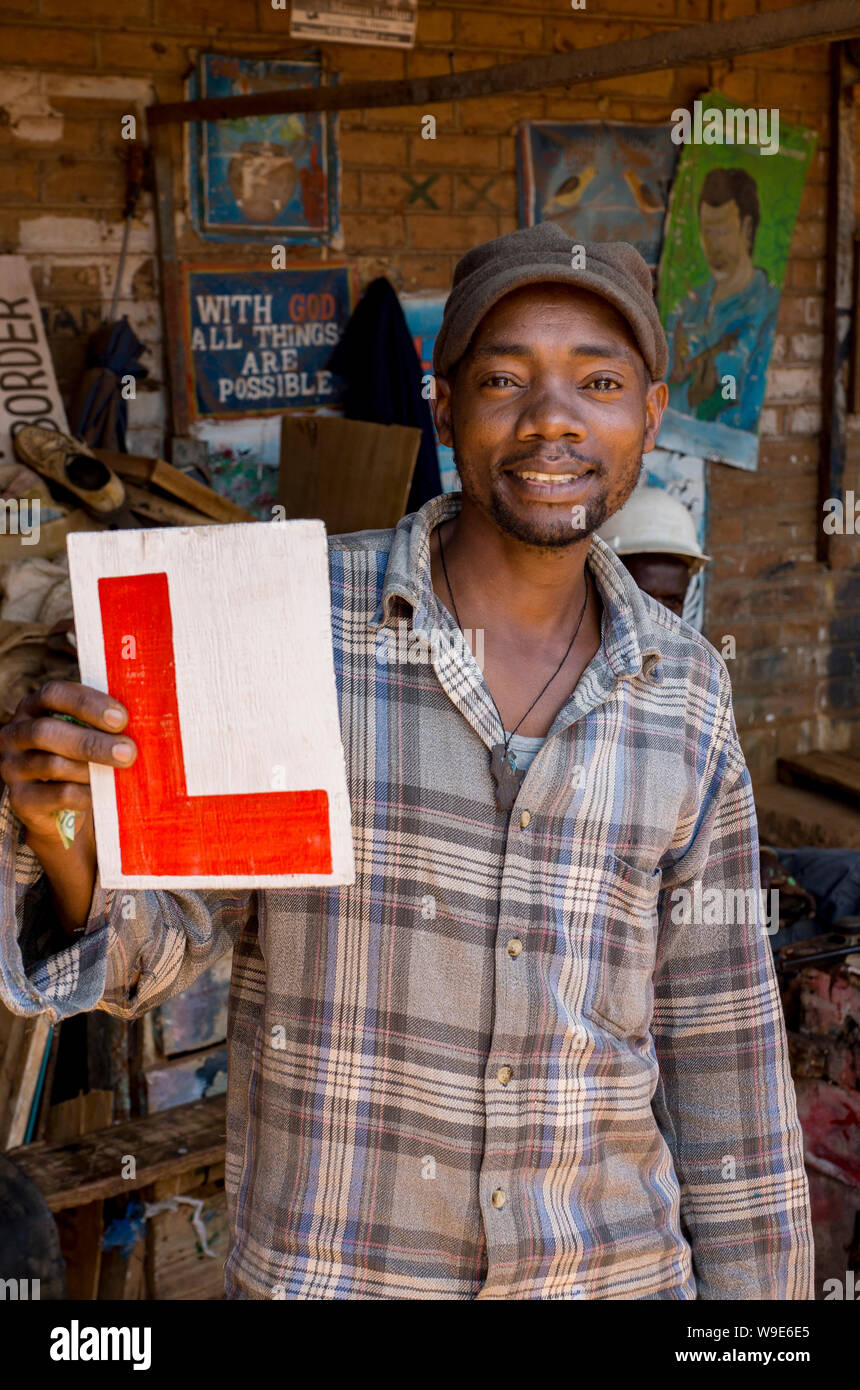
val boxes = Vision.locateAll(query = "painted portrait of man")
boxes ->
[663,167,780,431]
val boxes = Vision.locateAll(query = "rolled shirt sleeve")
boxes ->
[652,757,814,1300]
[0,783,252,1023]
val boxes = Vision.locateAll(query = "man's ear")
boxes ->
[642,380,669,454]
[433,373,454,449]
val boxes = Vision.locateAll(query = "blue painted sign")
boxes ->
[400,292,458,493]
[184,264,354,418]
[188,54,341,246]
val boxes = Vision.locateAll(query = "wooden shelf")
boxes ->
[7,1092,226,1213]
[777,752,860,809]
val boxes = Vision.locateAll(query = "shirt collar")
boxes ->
[369,491,664,685]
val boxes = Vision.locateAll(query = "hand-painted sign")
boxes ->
[0,256,68,471]
[399,292,457,493]
[188,54,341,246]
[184,264,354,419]
[67,521,355,889]
[657,91,816,470]
[517,121,679,278]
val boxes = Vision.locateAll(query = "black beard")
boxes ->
[451,433,645,550]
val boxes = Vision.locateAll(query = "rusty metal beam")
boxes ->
[147,0,860,126]
[818,43,856,566]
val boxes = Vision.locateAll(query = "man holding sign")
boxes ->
[0,224,811,1300]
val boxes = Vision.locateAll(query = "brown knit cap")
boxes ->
[433,222,668,382]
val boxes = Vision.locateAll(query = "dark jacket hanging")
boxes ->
[327,277,442,514]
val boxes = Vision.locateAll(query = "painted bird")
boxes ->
[624,169,662,214]
[542,165,597,214]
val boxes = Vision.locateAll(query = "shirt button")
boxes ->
[507,938,523,958]
[496,1065,513,1086]
[519,810,531,828]
[491,1189,506,1209]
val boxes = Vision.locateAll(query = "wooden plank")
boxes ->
[7,1092,227,1212]
[147,1,860,126]
[148,121,191,439]
[90,451,152,483]
[145,1163,228,1301]
[0,1005,52,1149]
[36,1050,113,1297]
[123,479,211,527]
[93,449,256,524]
[150,459,255,523]
[98,1239,146,1301]
[34,1019,62,1141]
[280,416,420,534]
[44,1090,113,1145]
[55,1201,103,1300]
[777,752,860,808]
[9,1015,51,1147]
[0,1009,26,1141]
[756,783,860,850]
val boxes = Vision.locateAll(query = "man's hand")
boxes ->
[0,680,137,933]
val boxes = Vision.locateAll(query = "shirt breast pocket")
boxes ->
[584,853,662,1043]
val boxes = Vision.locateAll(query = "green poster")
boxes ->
[657,91,817,470]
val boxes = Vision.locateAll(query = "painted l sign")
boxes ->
[67,521,355,889]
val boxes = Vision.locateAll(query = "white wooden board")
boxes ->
[66,521,355,888]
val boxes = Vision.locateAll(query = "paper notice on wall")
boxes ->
[290,0,417,48]
[0,256,68,472]
[67,521,355,889]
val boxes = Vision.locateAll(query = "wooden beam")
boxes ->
[147,0,860,126]
[150,122,191,438]
[777,751,860,808]
[93,448,257,524]
[123,480,213,527]
[7,1092,227,1212]
[0,1006,52,1150]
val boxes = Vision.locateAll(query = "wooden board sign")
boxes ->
[66,522,355,889]
[184,263,354,419]
[279,416,420,534]
[0,255,69,472]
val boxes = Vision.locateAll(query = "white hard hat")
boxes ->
[597,486,709,573]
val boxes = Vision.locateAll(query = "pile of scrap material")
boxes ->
[0,426,255,716]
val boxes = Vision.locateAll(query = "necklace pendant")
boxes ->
[490,742,525,812]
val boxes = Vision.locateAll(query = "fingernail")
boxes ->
[112,742,134,763]
[104,708,125,729]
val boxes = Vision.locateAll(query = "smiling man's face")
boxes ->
[434,283,668,549]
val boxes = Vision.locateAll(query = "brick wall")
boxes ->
[0,0,857,785]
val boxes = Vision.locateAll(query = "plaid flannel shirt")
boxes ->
[0,491,813,1300]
